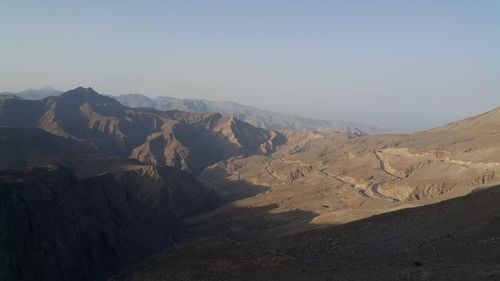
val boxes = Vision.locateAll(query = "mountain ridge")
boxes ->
[0,87,290,174]
[116,93,388,134]
[0,87,62,100]
[0,88,388,134]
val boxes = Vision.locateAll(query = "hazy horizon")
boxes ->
[4,85,497,133]
[2,1,499,132]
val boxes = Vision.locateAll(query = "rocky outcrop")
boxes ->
[0,165,219,281]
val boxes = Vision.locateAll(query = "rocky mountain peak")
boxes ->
[56,87,125,115]
[60,87,106,102]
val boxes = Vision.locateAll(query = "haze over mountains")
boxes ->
[115,93,387,134]
[1,87,500,280]
[1,88,387,135]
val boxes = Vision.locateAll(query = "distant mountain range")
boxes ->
[0,88,388,134]
[0,87,62,100]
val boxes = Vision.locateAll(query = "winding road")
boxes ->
[374,150,403,179]
[264,161,282,182]
[320,169,398,202]
[230,155,401,202]
[371,183,399,202]
[228,158,242,180]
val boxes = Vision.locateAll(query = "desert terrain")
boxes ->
[1,88,500,281]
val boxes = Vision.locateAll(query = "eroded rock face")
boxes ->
[129,112,274,174]
[0,166,218,281]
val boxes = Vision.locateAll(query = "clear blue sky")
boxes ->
[1,0,500,131]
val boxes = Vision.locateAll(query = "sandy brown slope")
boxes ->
[195,106,500,230]
[111,183,500,281]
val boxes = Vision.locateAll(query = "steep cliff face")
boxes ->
[0,166,211,281]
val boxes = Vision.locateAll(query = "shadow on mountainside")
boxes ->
[111,183,500,281]
[196,164,271,202]
[185,203,319,241]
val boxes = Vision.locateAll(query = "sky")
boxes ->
[1,0,500,132]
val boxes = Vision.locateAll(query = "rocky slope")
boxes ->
[128,110,277,174]
[111,183,500,281]
[72,158,221,218]
[0,161,221,281]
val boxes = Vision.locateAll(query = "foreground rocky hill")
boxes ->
[111,183,500,281]
[0,166,170,281]
[0,162,220,281]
